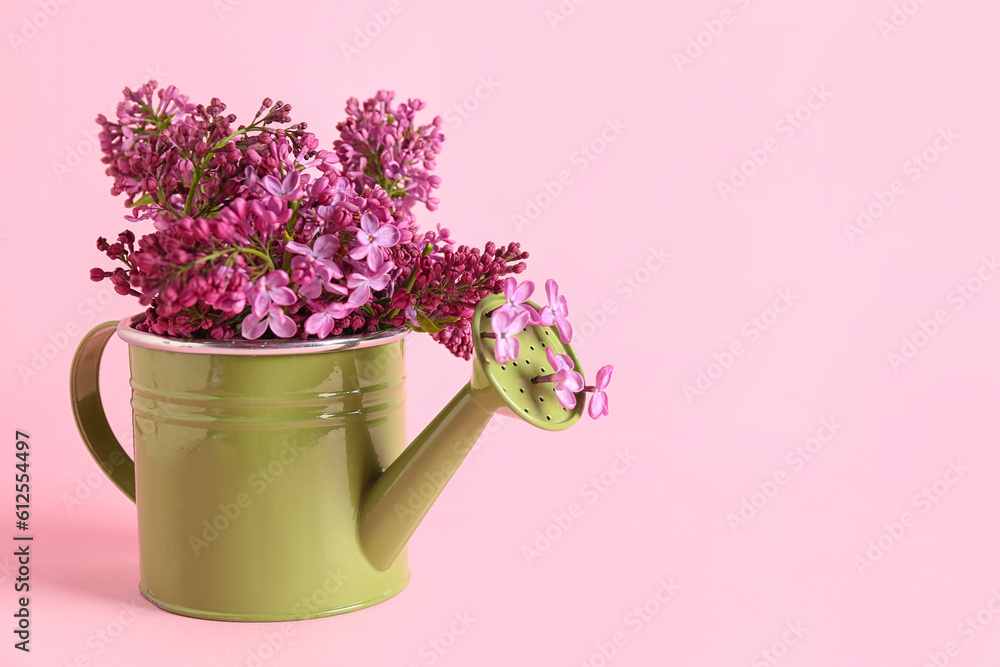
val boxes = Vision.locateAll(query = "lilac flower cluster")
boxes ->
[334,90,444,219]
[91,82,526,356]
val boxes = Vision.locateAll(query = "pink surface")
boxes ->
[3,0,1000,664]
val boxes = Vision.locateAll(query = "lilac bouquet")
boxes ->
[91,82,613,417]
[91,82,527,359]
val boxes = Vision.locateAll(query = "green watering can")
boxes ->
[70,294,584,621]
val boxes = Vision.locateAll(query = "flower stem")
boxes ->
[184,123,266,216]
[387,243,434,319]
[183,164,202,216]
[193,246,275,271]
[280,198,303,269]
[532,374,555,384]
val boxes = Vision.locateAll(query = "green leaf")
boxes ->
[130,194,155,208]
[415,310,446,334]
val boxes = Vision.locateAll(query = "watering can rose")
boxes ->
[482,279,613,419]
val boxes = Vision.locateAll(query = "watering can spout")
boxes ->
[358,367,501,571]
[358,295,584,571]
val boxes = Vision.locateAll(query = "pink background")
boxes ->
[4,0,1000,665]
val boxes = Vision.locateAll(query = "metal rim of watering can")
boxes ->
[116,313,409,356]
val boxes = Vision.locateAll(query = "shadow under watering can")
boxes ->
[70,293,585,621]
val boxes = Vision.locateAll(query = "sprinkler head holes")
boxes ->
[472,294,584,431]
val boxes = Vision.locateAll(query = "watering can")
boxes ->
[69,294,584,621]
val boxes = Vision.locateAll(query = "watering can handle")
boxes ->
[69,321,136,503]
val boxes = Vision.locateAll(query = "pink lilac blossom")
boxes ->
[489,307,531,363]
[541,347,585,410]
[249,271,296,318]
[287,234,345,299]
[304,301,355,338]
[241,304,296,340]
[536,279,572,343]
[261,171,304,201]
[346,263,393,307]
[499,277,538,322]
[349,212,400,271]
[587,365,613,419]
